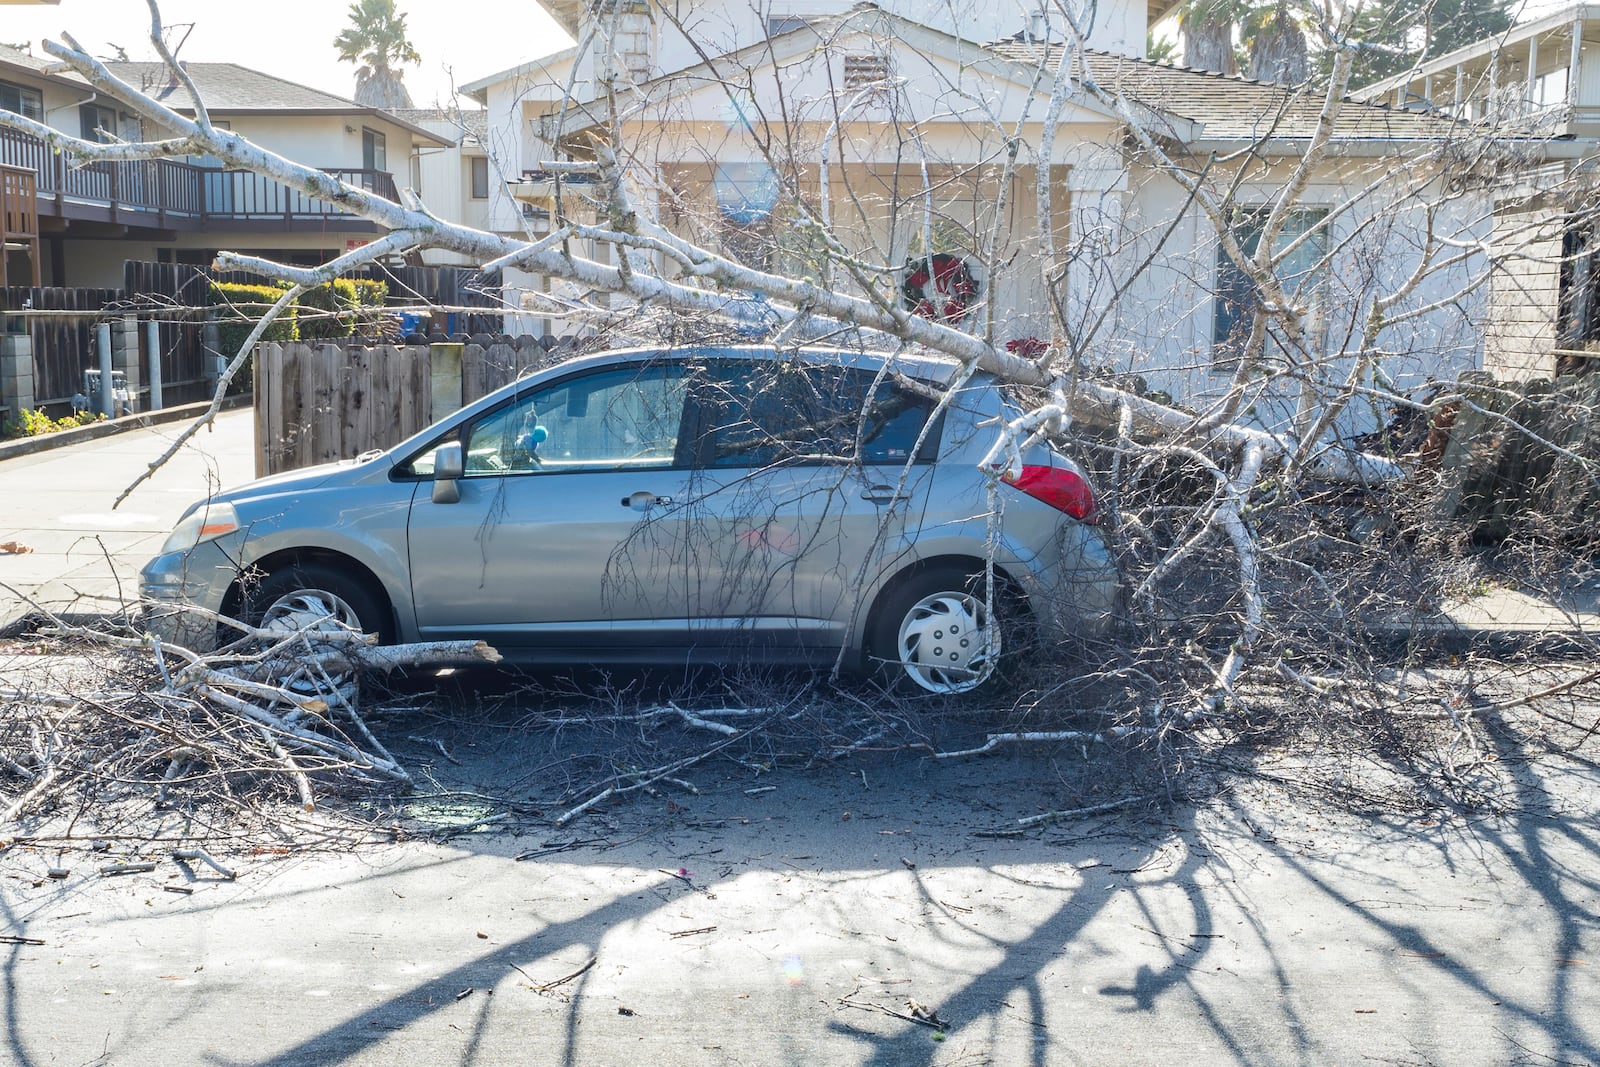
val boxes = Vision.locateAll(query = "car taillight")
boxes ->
[1003,464,1099,523]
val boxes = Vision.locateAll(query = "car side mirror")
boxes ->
[432,442,464,504]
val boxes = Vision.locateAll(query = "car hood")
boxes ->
[212,455,386,506]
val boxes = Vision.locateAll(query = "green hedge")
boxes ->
[349,278,389,339]
[296,281,358,340]
[210,281,300,358]
[295,278,391,340]
[211,277,394,355]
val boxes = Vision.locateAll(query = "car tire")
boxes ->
[868,567,1025,698]
[241,562,390,646]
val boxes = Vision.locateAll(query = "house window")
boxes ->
[80,103,119,143]
[1558,220,1599,349]
[843,52,891,90]
[1213,208,1329,359]
[0,81,43,121]
[470,156,490,199]
[766,15,815,35]
[362,128,387,173]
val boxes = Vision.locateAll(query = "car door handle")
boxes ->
[622,491,672,510]
[861,485,911,504]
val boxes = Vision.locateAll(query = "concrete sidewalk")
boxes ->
[0,408,256,631]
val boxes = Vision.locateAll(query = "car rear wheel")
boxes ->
[869,567,1022,697]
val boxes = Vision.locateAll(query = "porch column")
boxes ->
[1528,35,1539,103]
[1489,50,1500,119]
[1571,20,1584,120]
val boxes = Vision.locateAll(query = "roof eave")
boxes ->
[166,105,452,147]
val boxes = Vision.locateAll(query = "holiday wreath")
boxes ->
[902,252,979,323]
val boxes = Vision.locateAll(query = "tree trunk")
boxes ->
[1248,5,1308,84]
[1183,18,1239,76]
[354,72,414,110]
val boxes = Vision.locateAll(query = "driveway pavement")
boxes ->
[0,408,255,631]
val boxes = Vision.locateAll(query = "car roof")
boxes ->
[546,344,967,387]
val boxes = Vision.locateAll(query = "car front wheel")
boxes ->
[241,562,389,646]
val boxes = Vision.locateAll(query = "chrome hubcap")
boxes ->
[896,591,996,694]
[261,589,364,637]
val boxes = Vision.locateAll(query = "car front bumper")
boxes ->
[137,542,241,652]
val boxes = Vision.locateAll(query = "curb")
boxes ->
[0,394,252,464]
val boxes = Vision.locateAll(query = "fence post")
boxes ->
[0,331,35,417]
[114,315,141,413]
[146,318,163,410]
[429,342,463,422]
[95,322,114,417]
[203,310,223,393]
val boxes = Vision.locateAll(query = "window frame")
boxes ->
[469,155,490,200]
[1212,206,1331,363]
[79,102,119,144]
[0,80,44,122]
[361,127,388,173]
[395,359,696,481]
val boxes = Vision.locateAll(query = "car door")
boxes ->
[676,358,940,650]
[405,360,696,650]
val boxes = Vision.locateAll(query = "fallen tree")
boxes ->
[1,0,1596,834]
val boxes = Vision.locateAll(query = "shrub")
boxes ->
[3,407,106,438]
[351,279,388,307]
[297,280,366,340]
[350,278,390,341]
[210,281,300,358]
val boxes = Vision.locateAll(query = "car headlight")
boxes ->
[160,502,241,554]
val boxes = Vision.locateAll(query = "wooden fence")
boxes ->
[0,285,125,406]
[254,336,554,476]
[0,261,507,416]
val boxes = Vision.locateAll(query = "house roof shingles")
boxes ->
[989,42,1466,145]
[105,61,373,112]
[98,62,449,144]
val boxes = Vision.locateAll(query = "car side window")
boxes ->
[695,362,936,469]
[462,363,689,476]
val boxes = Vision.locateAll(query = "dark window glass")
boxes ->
[1214,208,1328,358]
[79,103,118,143]
[462,364,690,476]
[0,81,43,121]
[697,362,935,468]
[362,128,387,173]
[470,156,489,199]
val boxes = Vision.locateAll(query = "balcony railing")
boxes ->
[0,126,397,223]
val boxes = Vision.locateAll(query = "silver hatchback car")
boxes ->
[141,346,1116,695]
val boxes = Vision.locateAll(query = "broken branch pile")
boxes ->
[0,614,499,840]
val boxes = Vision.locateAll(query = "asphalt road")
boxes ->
[1,738,1596,1066]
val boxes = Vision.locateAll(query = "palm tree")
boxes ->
[1177,0,1246,75]
[334,0,421,110]
[1176,0,1309,83]
[1243,0,1308,84]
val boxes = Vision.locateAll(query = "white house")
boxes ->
[390,106,493,268]
[1362,5,1600,380]
[451,0,1515,433]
